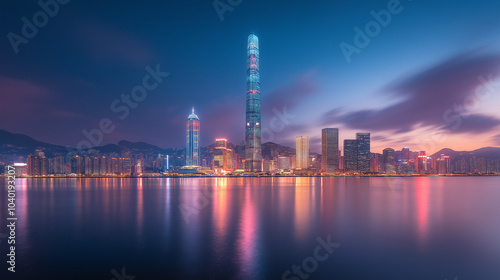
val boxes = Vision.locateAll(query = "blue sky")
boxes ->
[1,0,499,153]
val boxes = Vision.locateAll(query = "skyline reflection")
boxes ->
[2,177,500,279]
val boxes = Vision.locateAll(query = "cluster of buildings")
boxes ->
[24,149,151,176]
[10,34,500,177]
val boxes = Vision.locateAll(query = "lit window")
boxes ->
[256,122,260,126]
[247,123,250,126]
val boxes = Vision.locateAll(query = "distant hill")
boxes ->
[432,147,500,158]
[262,142,295,159]
[0,129,66,157]
[0,129,60,148]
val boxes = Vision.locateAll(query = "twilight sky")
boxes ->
[1,0,500,153]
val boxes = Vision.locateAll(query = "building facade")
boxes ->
[296,136,310,169]
[245,34,262,172]
[383,148,395,174]
[186,108,200,166]
[344,139,358,172]
[356,133,371,173]
[321,128,339,172]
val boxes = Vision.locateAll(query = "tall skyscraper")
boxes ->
[402,147,410,162]
[245,34,262,172]
[383,148,395,174]
[356,133,371,173]
[296,136,310,169]
[321,128,339,172]
[344,139,358,172]
[186,107,200,166]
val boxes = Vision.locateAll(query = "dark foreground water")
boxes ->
[1,177,500,280]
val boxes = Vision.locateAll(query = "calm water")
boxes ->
[1,177,500,280]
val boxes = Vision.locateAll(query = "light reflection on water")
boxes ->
[1,176,500,279]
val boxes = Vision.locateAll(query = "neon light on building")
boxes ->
[245,34,262,172]
[186,107,200,166]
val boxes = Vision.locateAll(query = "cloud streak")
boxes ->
[322,51,500,134]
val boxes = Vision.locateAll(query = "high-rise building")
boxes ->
[437,155,451,174]
[245,34,262,172]
[186,107,200,166]
[278,156,291,170]
[370,153,382,173]
[296,136,309,169]
[99,155,107,175]
[321,128,339,172]
[122,158,132,174]
[223,149,234,171]
[344,139,358,172]
[383,148,395,174]
[402,147,410,162]
[27,155,41,176]
[356,133,370,173]
[71,155,84,174]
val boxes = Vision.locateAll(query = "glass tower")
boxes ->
[245,34,262,172]
[322,128,339,172]
[186,107,200,166]
[356,133,371,173]
[344,139,358,173]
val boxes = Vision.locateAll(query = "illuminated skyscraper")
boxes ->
[344,139,358,172]
[296,136,309,169]
[186,107,200,166]
[321,128,339,172]
[356,133,370,173]
[245,34,262,172]
[383,148,395,174]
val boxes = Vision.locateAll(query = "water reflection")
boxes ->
[2,176,500,280]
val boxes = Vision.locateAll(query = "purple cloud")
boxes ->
[322,51,500,134]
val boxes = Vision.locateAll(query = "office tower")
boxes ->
[84,156,92,175]
[245,34,262,172]
[356,133,370,173]
[111,158,119,174]
[40,156,48,176]
[99,156,107,175]
[383,148,395,174]
[321,128,339,172]
[27,155,40,176]
[371,153,382,173]
[186,107,200,166]
[437,155,451,174]
[402,147,410,162]
[122,158,131,174]
[223,149,234,170]
[135,159,143,174]
[278,156,290,170]
[214,138,233,171]
[92,157,99,175]
[214,138,227,169]
[344,139,358,172]
[296,136,310,169]
[71,155,84,174]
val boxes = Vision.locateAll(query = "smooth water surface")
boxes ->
[1,177,499,280]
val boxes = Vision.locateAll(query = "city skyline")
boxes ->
[2,1,500,154]
[2,2,500,280]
